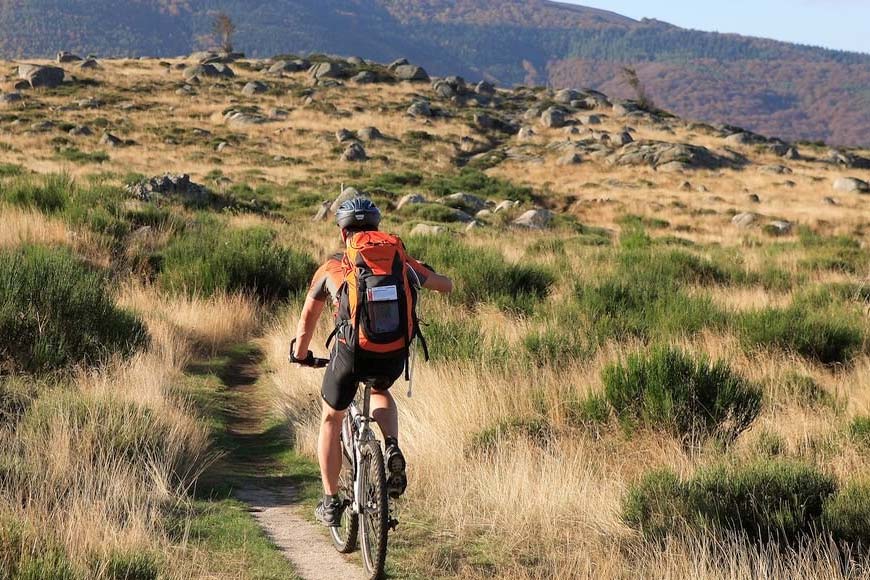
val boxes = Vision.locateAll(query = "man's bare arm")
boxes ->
[422,272,453,294]
[293,295,326,359]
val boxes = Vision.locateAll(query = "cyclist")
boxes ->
[290,197,453,527]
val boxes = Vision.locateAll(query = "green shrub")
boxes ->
[599,348,762,442]
[798,230,868,274]
[366,171,424,190]
[426,168,535,202]
[778,372,837,410]
[0,377,39,426]
[55,147,109,164]
[405,235,553,313]
[160,223,316,300]
[0,173,73,213]
[738,304,864,365]
[523,328,594,365]
[625,461,837,544]
[0,163,23,176]
[104,551,160,580]
[401,202,470,223]
[0,519,79,580]
[824,480,870,546]
[467,416,553,456]
[754,430,787,457]
[0,246,147,374]
[848,416,870,446]
[422,317,508,363]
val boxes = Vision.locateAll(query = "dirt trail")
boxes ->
[217,345,366,580]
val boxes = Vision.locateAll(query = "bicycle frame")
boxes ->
[344,381,377,515]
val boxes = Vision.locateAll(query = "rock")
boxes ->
[351,71,377,84]
[223,107,267,125]
[828,149,870,170]
[581,115,602,125]
[783,147,800,160]
[312,201,331,221]
[494,200,519,213]
[18,64,65,88]
[99,132,123,147]
[29,120,54,132]
[216,141,228,152]
[433,80,457,99]
[407,100,432,118]
[558,152,582,165]
[242,81,268,96]
[78,59,99,70]
[126,174,211,204]
[554,88,582,104]
[680,181,693,191]
[335,128,357,143]
[410,224,445,236]
[13,80,30,91]
[765,220,793,236]
[0,92,22,104]
[397,194,426,210]
[823,197,839,206]
[609,141,734,171]
[388,58,409,70]
[616,131,633,146]
[833,177,869,193]
[518,127,536,141]
[341,142,367,162]
[329,187,363,213]
[211,63,235,77]
[475,209,492,219]
[725,132,753,146]
[183,63,233,81]
[475,81,495,96]
[611,101,639,116]
[513,209,554,229]
[747,193,761,203]
[346,56,365,65]
[394,64,429,82]
[309,61,347,80]
[731,212,758,228]
[56,51,82,63]
[465,221,480,232]
[76,97,103,109]
[68,125,92,136]
[176,85,195,96]
[540,107,566,128]
[759,164,792,175]
[358,126,382,141]
[268,60,305,74]
[440,192,487,214]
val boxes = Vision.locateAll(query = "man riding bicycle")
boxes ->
[290,197,453,527]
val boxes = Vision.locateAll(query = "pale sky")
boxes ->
[565,1,870,54]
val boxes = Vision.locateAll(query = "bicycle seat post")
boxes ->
[361,381,373,424]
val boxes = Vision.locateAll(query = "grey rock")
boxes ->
[351,70,377,84]
[828,149,870,169]
[558,152,582,165]
[223,108,267,125]
[724,132,753,146]
[394,64,429,82]
[183,63,233,81]
[581,114,602,125]
[78,59,99,70]
[475,209,492,219]
[731,212,758,228]
[766,220,793,236]
[783,147,800,160]
[68,125,92,136]
[833,177,869,193]
[609,141,733,171]
[242,81,268,96]
[433,80,456,99]
[540,107,566,128]
[407,100,432,118]
[823,197,839,206]
[99,132,123,147]
[513,209,554,229]
[494,200,519,213]
[759,164,792,175]
[388,58,409,70]
[216,141,228,152]
[397,193,426,210]
[0,92,22,104]
[335,128,356,143]
[309,61,347,80]
[517,127,536,141]
[312,201,331,221]
[554,88,582,104]
[410,223,445,236]
[475,80,495,96]
[358,126,382,141]
[616,131,633,145]
[56,51,82,63]
[440,192,487,214]
[18,64,65,88]
[341,142,367,162]
[330,187,364,213]
[748,193,761,203]
[126,174,211,204]
[268,60,305,74]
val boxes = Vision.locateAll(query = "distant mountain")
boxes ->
[1,0,868,146]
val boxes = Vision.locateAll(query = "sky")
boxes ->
[565,0,870,54]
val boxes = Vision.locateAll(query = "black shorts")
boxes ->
[321,341,406,411]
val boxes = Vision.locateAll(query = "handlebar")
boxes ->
[289,338,330,368]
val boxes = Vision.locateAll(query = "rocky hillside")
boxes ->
[0,0,868,146]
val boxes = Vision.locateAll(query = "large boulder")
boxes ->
[609,141,734,171]
[329,187,364,213]
[126,174,211,204]
[833,177,869,193]
[407,100,432,118]
[394,64,429,82]
[56,51,82,63]
[268,60,305,74]
[309,61,347,80]
[439,192,487,214]
[513,209,554,229]
[358,126,383,141]
[184,63,234,81]
[828,150,870,170]
[0,92,23,104]
[410,224,445,236]
[351,71,377,84]
[540,107,567,129]
[18,64,65,89]
[341,142,367,162]
[397,193,426,210]
[242,81,268,96]
[554,88,582,104]
[731,212,758,228]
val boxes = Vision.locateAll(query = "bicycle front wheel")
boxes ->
[359,440,388,579]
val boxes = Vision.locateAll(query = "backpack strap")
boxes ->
[325,325,340,350]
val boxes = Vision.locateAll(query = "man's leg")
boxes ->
[370,388,398,441]
[317,401,345,495]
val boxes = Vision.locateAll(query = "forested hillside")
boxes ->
[1,0,868,145]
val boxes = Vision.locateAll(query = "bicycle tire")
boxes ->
[330,452,359,553]
[359,440,389,579]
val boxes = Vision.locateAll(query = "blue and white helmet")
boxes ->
[335,197,381,229]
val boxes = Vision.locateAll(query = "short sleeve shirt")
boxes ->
[307,251,433,305]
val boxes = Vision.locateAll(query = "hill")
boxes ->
[0,1,868,143]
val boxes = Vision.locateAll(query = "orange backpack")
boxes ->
[327,231,427,370]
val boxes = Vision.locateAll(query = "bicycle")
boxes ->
[290,341,398,580]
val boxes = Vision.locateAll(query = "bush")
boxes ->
[104,550,160,580]
[0,246,147,374]
[426,168,535,203]
[467,416,553,456]
[422,317,509,363]
[738,303,864,365]
[523,327,594,365]
[824,480,870,546]
[848,415,870,446]
[599,348,762,442]
[401,202,470,223]
[0,173,73,213]
[405,235,553,313]
[625,461,838,544]
[159,223,316,300]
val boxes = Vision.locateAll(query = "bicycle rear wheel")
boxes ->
[359,440,388,579]
[330,451,359,553]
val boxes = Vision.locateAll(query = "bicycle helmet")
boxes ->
[335,197,381,230]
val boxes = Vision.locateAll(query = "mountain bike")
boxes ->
[290,341,398,580]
